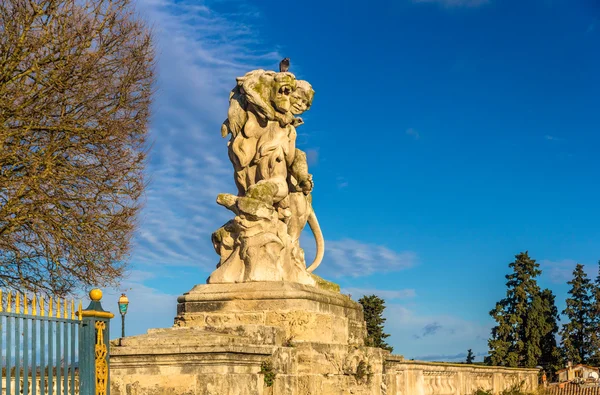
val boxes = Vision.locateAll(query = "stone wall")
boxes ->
[109,282,539,395]
[385,358,539,395]
[110,345,538,395]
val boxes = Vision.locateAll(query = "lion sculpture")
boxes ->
[207,69,323,285]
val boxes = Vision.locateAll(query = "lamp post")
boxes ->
[118,293,129,338]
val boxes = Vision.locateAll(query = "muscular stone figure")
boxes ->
[208,69,323,285]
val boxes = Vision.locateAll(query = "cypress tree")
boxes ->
[524,293,545,367]
[588,261,600,366]
[488,252,542,367]
[560,263,594,364]
[538,289,562,377]
[466,349,476,364]
[358,294,393,352]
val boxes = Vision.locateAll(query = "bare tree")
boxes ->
[0,0,154,295]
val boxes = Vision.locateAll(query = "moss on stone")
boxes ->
[310,273,340,293]
[246,182,277,205]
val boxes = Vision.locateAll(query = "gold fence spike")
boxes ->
[71,300,75,320]
[49,297,53,318]
[64,298,68,319]
[24,293,29,315]
[56,297,60,318]
[0,290,3,313]
[78,300,82,320]
[6,292,11,313]
[40,295,45,317]
[16,292,20,314]
[32,294,37,316]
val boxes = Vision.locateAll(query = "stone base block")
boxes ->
[174,281,367,346]
[110,281,385,395]
[111,336,389,395]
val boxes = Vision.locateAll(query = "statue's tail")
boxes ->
[306,209,324,273]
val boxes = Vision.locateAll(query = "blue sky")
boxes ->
[97,0,600,362]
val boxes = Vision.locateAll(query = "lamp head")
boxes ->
[118,293,129,315]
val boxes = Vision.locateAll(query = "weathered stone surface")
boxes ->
[384,359,539,395]
[110,281,539,394]
[209,68,324,286]
[175,282,367,346]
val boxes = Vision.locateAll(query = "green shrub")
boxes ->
[259,360,276,387]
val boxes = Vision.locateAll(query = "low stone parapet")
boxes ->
[384,359,539,395]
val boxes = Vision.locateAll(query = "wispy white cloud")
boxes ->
[544,134,562,141]
[406,128,420,140]
[342,287,416,300]
[541,259,597,284]
[321,239,417,277]
[412,0,490,8]
[336,176,349,189]
[127,0,281,271]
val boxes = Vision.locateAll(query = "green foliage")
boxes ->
[358,294,393,352]
[466,349,476,364]
[259,360,276,387]
[538,289,562,377]
[487,252,561,371]
[560,263,594,364]
[589,260,600,366]
[488,252,542,367]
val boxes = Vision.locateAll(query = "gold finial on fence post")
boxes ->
[40,296,45,317]
[24,293,29,314]
[80,289,113,395]
[49,297,53,318]
[71,300,76,320]
[64,298,68,319]
[56,297,61,318]
[78,301,83,320]
[32,294,37,316]
[6,292,11,313]
[0,290,3,313]
[16,292,20,314]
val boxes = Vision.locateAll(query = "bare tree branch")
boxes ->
[0,0,155,296]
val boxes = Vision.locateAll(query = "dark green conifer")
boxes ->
[488,252,541,367]
[538,289,562,377]
[560,264,594,364]
[466,349,476,364]
[358,294,393,352]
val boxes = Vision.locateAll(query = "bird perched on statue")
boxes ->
[279,58,290,72]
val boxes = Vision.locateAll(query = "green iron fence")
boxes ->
[0,289,113,395]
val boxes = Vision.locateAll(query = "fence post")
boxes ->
[79,289,114,395]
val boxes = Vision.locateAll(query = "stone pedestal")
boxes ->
[174,281,367,346]
[110,281,391,395]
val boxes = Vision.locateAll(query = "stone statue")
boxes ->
[207,69,324,286]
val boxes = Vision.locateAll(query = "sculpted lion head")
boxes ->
[221,70,309,139]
